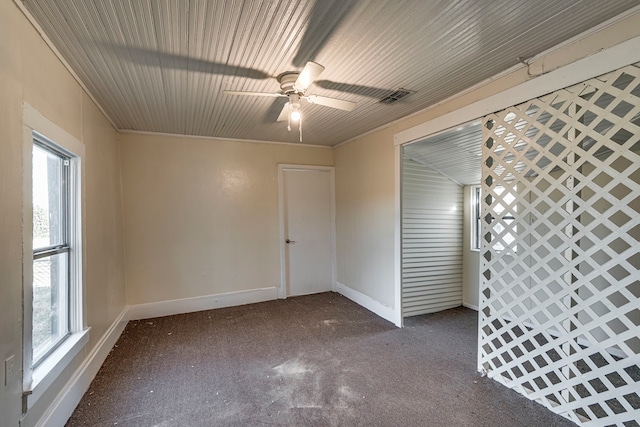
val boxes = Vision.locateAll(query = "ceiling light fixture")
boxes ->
[225,61,356,143]
[287,94,303,141]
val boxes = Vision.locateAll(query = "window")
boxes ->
[23,104,86,408]
[492,185,518,253]
[32,139,72,365]
[471,186,481,251]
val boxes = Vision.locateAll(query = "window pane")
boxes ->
[33,252,69,363]
[33,144,65,249]
[472,186,481,250]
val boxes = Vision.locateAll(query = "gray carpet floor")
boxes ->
[66,292,576,426]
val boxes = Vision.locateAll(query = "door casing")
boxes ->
[277,164,336,298]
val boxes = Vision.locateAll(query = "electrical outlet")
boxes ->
[4,355,15,386]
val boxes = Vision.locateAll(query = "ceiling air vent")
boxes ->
[379,88,416,104]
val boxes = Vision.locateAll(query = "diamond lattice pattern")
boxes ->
[480,64,640,426]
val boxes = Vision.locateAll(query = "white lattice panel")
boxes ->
[479,64,640,426]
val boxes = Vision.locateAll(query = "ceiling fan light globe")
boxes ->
[291,110,301,122]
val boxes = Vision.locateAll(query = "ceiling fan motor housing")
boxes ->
[225,61,356,140]
[278,72,301,94]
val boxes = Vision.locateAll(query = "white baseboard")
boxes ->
[127,287,278,320]
[33,307,129,427]
[336,282,397,326]
[463,302,479,311]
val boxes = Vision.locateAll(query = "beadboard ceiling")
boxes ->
[404,120,483,186]
[21,0,640,146]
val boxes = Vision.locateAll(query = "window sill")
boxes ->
[25,328,90,409]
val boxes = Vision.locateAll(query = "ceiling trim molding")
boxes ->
[394,33,640,147]
[12,0,119,132]
[119,130,333,149]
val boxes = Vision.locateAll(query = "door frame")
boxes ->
[392,34,640,326]
[277,164,337,299]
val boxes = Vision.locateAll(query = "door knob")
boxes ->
[286,239,296,244]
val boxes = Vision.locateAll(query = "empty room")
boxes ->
[1,1,639,426]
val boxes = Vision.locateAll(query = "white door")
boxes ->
[280,166,334,297]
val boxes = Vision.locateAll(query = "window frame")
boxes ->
[490,184,519,253]
[31,137,73,366]
[470,185,481,252]
[22,104,88,409]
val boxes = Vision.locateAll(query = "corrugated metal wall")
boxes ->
[401,155,463,317]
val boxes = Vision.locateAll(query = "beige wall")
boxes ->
[0,2,25,424]
[0,1,126,425]
[334,129,396,307]
[120,133,333,305]
[334,13,640,314]
[83,95,128,333]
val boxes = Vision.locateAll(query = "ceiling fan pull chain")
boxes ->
[287,103,292,132]
[299,118,303,142]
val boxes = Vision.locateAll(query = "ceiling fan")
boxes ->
[224,61,356,141]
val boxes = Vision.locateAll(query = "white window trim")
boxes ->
[470,185,481,252]
[22,103,88,409]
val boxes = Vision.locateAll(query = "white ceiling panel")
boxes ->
[21,0,640,146]
[404,120,483,186]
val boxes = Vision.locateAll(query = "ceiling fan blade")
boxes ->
[276,102,291,122]
[103,44,271,79]
[224,90,286,98]
[291,0,358,67]
[315,80,394,99]
[304,95,356,111]
[294,61,325,93]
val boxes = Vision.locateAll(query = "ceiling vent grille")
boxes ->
[379,88,416,104]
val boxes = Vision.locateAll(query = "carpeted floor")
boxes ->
[66,292,576,426]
